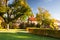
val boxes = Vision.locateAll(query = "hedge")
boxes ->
[26,28,60,38]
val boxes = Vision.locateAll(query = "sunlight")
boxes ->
[15,36,31,38]
[10,34,31,39]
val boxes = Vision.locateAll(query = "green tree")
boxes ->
[0,0,32,29]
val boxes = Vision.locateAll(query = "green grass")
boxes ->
[0,32,59,40]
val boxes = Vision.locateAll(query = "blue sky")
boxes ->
[9,0,60,20]
[27,0,60,20]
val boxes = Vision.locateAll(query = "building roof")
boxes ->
[28,16,36,21]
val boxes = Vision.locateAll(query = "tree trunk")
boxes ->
[7,24,9,30]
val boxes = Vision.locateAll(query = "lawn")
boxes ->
[0,32,59,40]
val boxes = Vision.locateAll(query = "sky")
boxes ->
[9,0,60,20]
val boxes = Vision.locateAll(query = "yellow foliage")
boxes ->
[43,10,51,19]
[21,1,24,5]
[50,24,54,30]
[0,6,6,12]
[54,24,58,30]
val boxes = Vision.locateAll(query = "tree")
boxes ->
[0,0,6,12]
[36,7,45,27]
[36,7,52,29]
[36,7,58,30]
[0,0,32,29]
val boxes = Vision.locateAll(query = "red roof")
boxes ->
[28,16,36,21]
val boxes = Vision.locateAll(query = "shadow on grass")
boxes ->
[0,32,60,40]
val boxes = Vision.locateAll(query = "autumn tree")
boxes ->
[37,7,51,28]
[36,7,58,29]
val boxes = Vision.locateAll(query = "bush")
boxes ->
[36,23,40,28]
[30,23,36,27]
[27,28,60,38]
[19,22,26,29]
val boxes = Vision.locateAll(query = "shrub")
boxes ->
[27,28,60,38]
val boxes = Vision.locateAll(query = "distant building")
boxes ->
[12,18,21,28]
[28,16,37,24]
